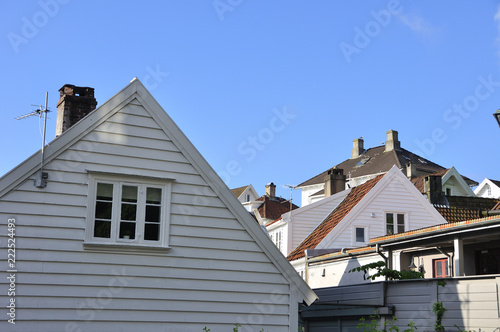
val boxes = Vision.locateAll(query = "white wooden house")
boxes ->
[474,178,500,198]
[286,166,447,288]
[0,80,316,332]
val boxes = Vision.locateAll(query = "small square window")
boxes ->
[355,227,365,243]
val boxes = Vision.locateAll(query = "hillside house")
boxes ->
[0,80,316,332]
[296,130,478,206]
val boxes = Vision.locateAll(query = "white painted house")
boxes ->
[0,80,316,332]
[266,189,350,257]
[474,178,500,198]
[286,166,447,288]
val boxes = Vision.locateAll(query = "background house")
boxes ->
[475,178,500,199]
[296,130,478,206]
[0,80,316,332]
[286,166,447,287]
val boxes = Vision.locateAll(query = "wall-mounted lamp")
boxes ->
[409,255,417,270]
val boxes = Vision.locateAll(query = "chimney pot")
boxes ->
[56,84,97,136]
[351,138,365,159]
[385,130,400,152]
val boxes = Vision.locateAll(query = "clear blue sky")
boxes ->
[1,1,499,204]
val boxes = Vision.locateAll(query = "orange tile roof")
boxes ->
[369,215,500,244]
[287,174,384,261]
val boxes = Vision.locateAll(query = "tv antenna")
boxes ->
[282,184,296,214]
[16,92,50,188]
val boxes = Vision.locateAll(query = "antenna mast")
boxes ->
[16,92,50,188]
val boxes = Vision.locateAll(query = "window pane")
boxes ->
[397,214,405,233]
[436,261,443,277]
[386,213,394,235]
[122,185,138,203]
[146,205,161,222]
[119,222,136,239]
[96,183,113,201]
[145,223,159,241]
[95,201,112,220]
[356,228,364,242]
[94,220,111,238]
[121,203,137,221]
[146,187,162,204]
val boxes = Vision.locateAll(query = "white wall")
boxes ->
[0,100,298,332]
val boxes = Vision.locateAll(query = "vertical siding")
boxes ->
[0,102,293,331]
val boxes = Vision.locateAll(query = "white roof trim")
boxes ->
[442,167,475,196]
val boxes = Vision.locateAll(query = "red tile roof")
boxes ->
[287,174,384,261]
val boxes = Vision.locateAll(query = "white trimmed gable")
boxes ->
[474,178,500,199]
[441,167,475,197]
[317,166,447,250]
[0,79,316,330]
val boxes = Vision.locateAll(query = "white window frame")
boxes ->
[85,173,173,249]
[353,226,367,245]
[385,212,407,235]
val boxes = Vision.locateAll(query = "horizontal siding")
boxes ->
[325,177,442,248]
[0,101,294,331]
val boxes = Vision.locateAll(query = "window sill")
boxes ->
[83,241,171,253]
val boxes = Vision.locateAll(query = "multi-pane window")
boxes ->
[434,258,449,278]
[88,175,171,247]
[274,230,282,250]
[386,213,405,235]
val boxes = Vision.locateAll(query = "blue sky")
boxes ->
[1,1,499,204]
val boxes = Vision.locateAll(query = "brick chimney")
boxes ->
[56,84,97,136]
[424,175,446,205]
[324,168,346,197]
[351,138,364,159]
[265,182,276,198]
[384,129,400,152]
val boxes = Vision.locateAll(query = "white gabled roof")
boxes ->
[0,78,317,305]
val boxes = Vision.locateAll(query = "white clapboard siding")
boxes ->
[0,80,313,332]
[321,168,444,249]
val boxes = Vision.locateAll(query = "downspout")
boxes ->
[435,247,452,277]
[376,244,388,307]
[304,249,309,285]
